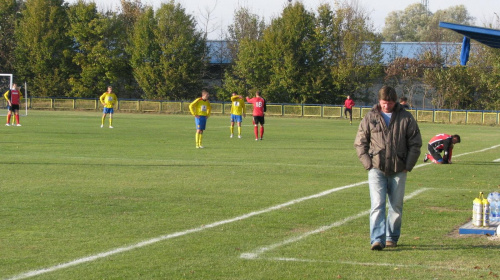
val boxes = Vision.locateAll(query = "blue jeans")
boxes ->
[368,168,407,246]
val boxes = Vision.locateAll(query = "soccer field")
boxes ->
[1,110,499,280]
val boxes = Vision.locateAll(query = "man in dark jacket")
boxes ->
[354,86,422,251]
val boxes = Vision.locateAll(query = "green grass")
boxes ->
[1,110,499,280]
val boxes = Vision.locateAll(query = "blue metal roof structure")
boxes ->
[439,21,500,65]
[439,21,500,49]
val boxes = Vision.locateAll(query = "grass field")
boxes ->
[1,110,499,280]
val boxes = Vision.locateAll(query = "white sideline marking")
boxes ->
[6,181,367,280]
[6,144,499,280]
[240,188,429,260]
[261,257,489,272]
[494,158,500,162]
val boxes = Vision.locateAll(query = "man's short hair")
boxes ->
[452,134,461,143]
[378,86,398,102]
[399,96,407,102]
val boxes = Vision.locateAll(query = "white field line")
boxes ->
[5,144,499,280]
[240,188,429,260]
[494,158,500,162]
[5,181,367,280]
[261,257,491,272]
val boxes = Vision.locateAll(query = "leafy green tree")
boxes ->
[116,0,145,98]
[67,1,128,97]
[0,0,21,73]
[225,2,320,103]
[130,1,207,100]
[383,4,474,42]
[226,7,266,61]
[318,2,383,104]
[15,0,74,97]
[224,1,382,104]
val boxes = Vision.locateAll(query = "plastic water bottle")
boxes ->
[493,193,500,223]
[488,192,500,223]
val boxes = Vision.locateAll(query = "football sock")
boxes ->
[109,117,113,126]
[15,115,19,124]
[199,133,203,146]
[6,114,11,124]
[238,126,241,136]
[101,116,105,125]
[260,126,264,139]
[230,126,234,135]
[254,126,258,139]
[195,133,200,147]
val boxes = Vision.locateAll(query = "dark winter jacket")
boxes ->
[354,103,422,175]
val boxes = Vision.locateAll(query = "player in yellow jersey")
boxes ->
[99,86,118,128]
[229,92,246,138]
[189,90,211,148]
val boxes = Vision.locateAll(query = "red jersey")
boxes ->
[428,134,453,162]
[344,99,355,109]
[246,96,266,117]
[4,89,21,105]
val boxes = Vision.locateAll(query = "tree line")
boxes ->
[0,0,498,110]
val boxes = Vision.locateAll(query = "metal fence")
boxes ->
[7,97,500,125]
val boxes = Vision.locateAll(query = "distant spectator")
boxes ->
[344,95,355,125]
[399,96,410,109]
[424,134,461,164]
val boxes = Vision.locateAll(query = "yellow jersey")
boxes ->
[189,97,211,117]
[230,95,246,116]
[100,92,118,108]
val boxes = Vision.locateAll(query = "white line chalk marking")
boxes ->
[6,182,367,280]
[261,257,490,272]
[240,188,429,260]
[6,144,499,280]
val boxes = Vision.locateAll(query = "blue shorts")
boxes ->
[195,116,207,130]
[103,108,114,114]
[230,114,243,123]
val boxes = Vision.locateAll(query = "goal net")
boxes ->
[0,74,28,116]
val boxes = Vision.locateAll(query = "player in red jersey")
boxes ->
[4,83,23,126]
[344,95,355,124]
[246,91,266,140]
[423,134,461,164]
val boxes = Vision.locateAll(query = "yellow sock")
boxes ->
[199,134,203,146]
[195,133,200,147]
[110,118,113,126]
[101,116,105,125]
[238,126,241,136]
[230,126,234,135]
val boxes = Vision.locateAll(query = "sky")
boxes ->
[66,0,500,39]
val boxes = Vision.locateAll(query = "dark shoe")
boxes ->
[423,154,429,162]
[386,241,397,248]
[370,242,384,251]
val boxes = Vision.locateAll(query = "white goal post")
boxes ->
[0,73,29,116]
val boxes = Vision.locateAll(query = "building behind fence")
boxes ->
[5,97,499,125]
